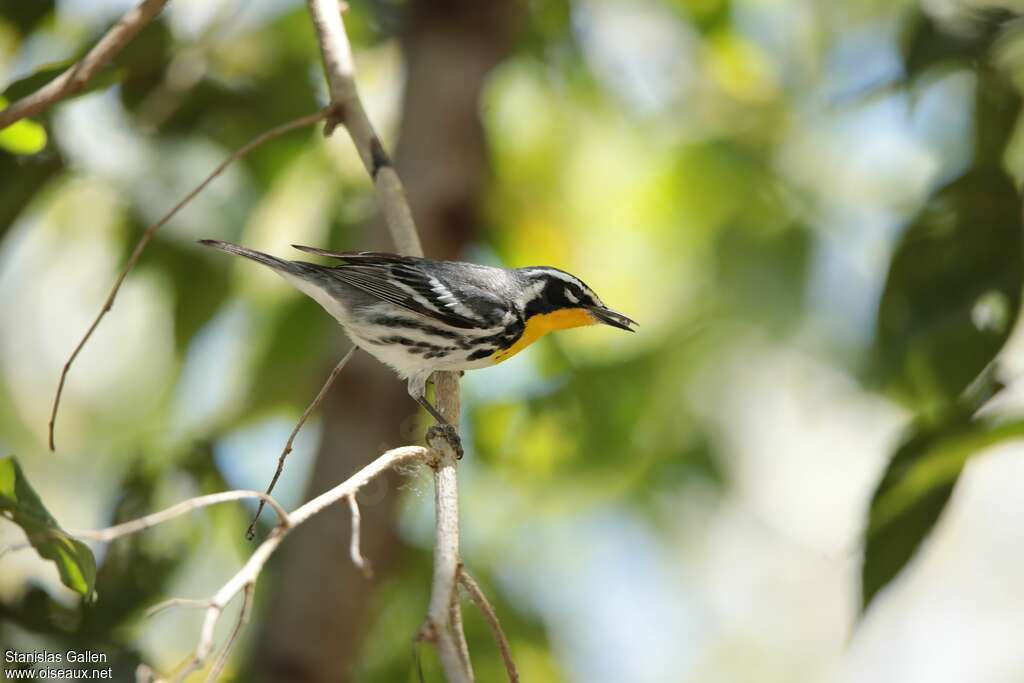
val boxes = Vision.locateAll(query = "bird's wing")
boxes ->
[291,245,415,263]
[292,245,490,329]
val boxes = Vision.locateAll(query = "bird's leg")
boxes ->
[409,377,463,459]
[414,394,450,428]
[419,398,464,460]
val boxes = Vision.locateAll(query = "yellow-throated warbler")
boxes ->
[200,240,636,446]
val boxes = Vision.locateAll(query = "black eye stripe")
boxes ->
[522,273,598,318]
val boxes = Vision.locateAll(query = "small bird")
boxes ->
[199,240,636,453]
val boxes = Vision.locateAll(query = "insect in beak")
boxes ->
[586,306,637,332]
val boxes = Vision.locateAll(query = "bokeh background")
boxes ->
[3,0,1024,681]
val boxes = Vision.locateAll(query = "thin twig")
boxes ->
[205,582,254,683]
[146,597,212,619]
[0,541,33,560]
[69,490,289,543]
[247,347,357,540]
[450,571,473,678]
[0,0,171,130]
[459,569,519,683]
[48,108,330,451]
[346,493,372,578]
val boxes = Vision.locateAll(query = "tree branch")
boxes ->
[205,583,253,683]
[450,577,473,678]
[304,2,471,680]
[93,445,434,682]
[0,0,171,130]
[420,373,471,682]
[48,108,330,452]
[69,490,289,543]
[346,493,372,578]
[146,598,212,619]
[459,568,519,683]
[305,0,422,257]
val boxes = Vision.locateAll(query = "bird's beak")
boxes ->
[586,306,637,332]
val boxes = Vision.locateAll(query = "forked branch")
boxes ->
[70,446,434,682]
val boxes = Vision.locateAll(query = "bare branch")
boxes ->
[303,4,471,679]
[205,582,253,683]
[305,0,422,257]
[145,598,212,619]
[69,490,289,543]
[48,108,330,451]
[247,346,357,539]
[346,493,372,578]
[459,569,519,683]
[106,446,430,681]
[0,0,171,130]
[450,574,473,678]
[293,446,431,524]
[419,371,471,682]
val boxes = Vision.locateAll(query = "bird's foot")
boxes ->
[426,423,464,460]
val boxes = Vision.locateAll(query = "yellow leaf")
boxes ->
[0,96,48,154]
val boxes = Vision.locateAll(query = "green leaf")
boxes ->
[901,8,1011,81]
[873,166,1022,412]
[861,418,1024,614]
[0,1,54,34]
[0,456,97,598]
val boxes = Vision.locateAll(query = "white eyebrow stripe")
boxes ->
[533,268,579,285]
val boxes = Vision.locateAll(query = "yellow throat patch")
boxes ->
[490,308,595,363]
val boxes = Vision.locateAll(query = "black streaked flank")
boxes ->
[375,335,456,354]
[368,315,476,348]
[474,318,524,349]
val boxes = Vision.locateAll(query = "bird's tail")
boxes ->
[199,239,298,273]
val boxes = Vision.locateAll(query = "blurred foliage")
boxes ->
[2,0,1024,680]
[0,456,96,597]
[862,413,1024,612]
[1,446,233,681]
[0,99,47,154]
[863,7,1024,614]
[873,166,1021,409]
